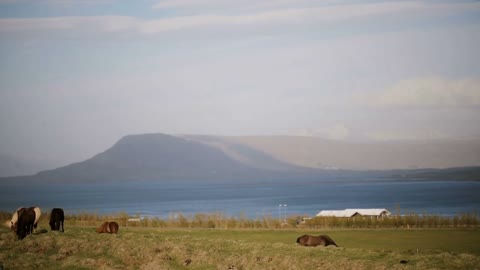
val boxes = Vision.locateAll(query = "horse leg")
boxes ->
[60,221,64,232]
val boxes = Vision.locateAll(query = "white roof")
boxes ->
[346,209,391,216]
[316,208,391,217]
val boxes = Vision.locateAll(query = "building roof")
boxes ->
[316,208,391,217]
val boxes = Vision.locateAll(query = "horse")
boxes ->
[49,208,65,232]
[16,207,37,240]
[96,221,119,234]
[5,207,23,229]
[296,234,338,247]
[8,207,41,233]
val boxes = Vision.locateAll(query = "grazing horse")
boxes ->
[16,207,37,240]
[49,208,65,232]
[5,207,23,229]
[96,221,119,234]
[296,234,338,247]
[8,207,42,233]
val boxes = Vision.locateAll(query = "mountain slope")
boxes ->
[181,135,301,172]
[217,136,480,170]
[2,133,479,184]
[30,133,306,183]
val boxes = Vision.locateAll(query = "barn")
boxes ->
[315,208,391,218]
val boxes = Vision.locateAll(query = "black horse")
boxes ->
[49,208,65,232]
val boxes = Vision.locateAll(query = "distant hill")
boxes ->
[1,133,479,184]
[207,136,480,170]
[12,133,312,183]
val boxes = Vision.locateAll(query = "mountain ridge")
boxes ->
[214,135,480,170]
[18,133,313,183]
[1,133,479,183]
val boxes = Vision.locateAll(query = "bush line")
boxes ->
[2,211,478,229]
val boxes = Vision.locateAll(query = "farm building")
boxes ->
[316,208,391,218]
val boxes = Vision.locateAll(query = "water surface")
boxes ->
[1,179,479,218]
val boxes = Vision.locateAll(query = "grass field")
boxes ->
[1,221,480,270]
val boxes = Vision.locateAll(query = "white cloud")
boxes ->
[0,16,137,32]
[327,123,350,140]
[152,0,329,12]
[41,0,113,5]
[152,0,235,10]
[356,77,480,109]
[0,0,112,4]
[1,1,478,36]
[364,128,449,141]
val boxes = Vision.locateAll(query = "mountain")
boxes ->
[18,133,310,183]
[1,133,479,184]
[180,135,300,172]
[210,136,480,170]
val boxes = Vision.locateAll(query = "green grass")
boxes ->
[1,225,479,269]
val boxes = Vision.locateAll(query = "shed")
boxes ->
[315,208,391,218]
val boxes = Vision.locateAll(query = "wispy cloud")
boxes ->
[152,0,324,12]
[0,0,113,5]
[0,15,137,32]
[1,1,478,37]
[355,77,480,109]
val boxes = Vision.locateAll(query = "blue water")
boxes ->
[0,180,479,218]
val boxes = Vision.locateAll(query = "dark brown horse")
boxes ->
[16,207,36,240]
[49,208,65,232]
[96,221,119,234]
[296,234,338,247]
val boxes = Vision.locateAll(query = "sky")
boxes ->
[0,0,480,168]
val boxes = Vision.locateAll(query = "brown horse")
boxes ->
[96,221,119,234]
[296,234,338,247]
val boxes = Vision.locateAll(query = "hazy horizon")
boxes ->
[1,1,480,171]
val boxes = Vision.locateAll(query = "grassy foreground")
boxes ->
[1,224,480,270]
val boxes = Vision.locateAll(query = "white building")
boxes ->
[316,208,391,218]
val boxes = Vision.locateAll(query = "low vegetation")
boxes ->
[62,211,480,229]
[1,212,479,269]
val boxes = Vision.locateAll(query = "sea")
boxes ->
[1,179,479,219]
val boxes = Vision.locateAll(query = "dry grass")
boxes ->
[1,223,480,270]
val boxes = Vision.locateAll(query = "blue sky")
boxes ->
[0,0,479,166]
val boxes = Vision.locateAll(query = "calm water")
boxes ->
[1,180,479,218]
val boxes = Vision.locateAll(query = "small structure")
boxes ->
[126,218,141,227]
[316,208,391,218]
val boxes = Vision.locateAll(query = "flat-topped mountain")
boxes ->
[1,133,479,183]
[28,133,308,183]
[206,135,480,170]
